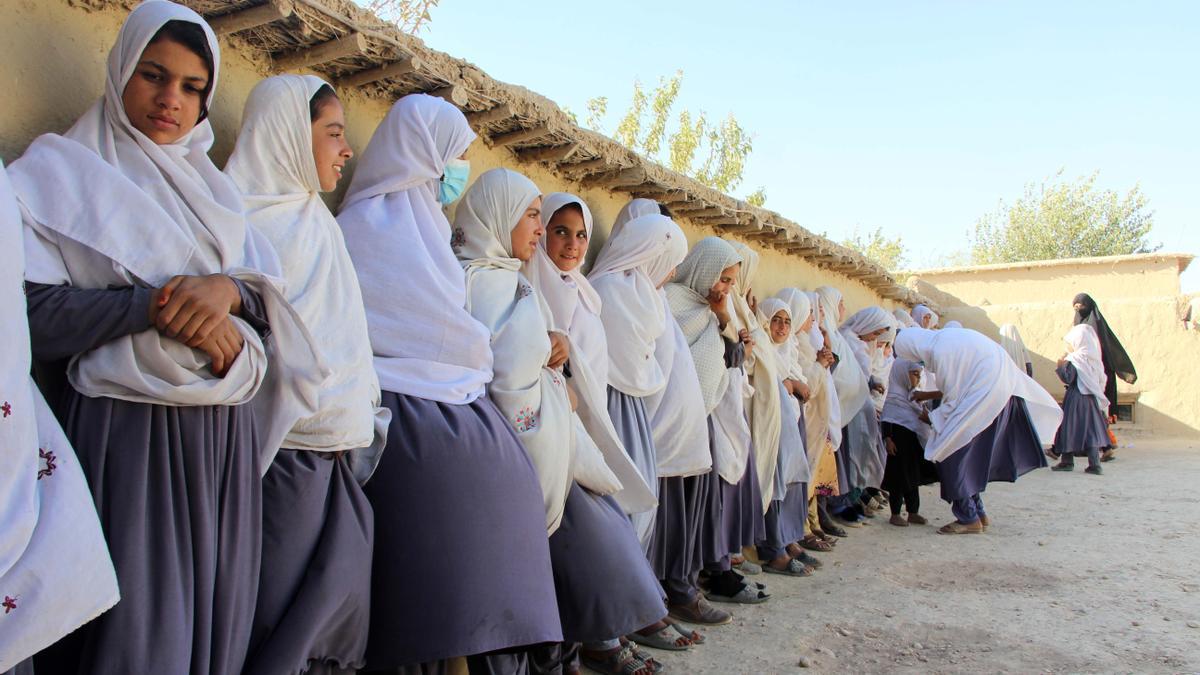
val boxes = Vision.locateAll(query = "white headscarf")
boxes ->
[225,74,387,479]
[911,304,939,329]
[815,286,870,423]
[455,169,652,530]
[880,357,927,434]
[999,324,1031,370]
[337,93,493,405]
[775,288,840,454]
[665,237,744,414]
[759,298,811,487]
[840,306,896,381]
[943,320,963,329]
[0,162,119,672]
[893,308,917,328]
[1063,323,1109,411]
[589,214,687,397]
[870,340,895,413]
[11,0,324,473]
[728,242,783,507]
[609,197,660,238]
[643,294,713,478]
[894,327,1062,462]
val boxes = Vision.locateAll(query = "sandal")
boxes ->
[799,536,833,552]
[762,558,814,577]
[667,596,732,625]
[823,523,848,538]
[629,626,690,652]
[705,582,770,604]
[581,645,656,675]
[665,620,705,645]
[734,559,762,575]
[795,551,823,569]
[937,520,984,535]
[626,646,664,673]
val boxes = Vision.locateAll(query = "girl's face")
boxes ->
[769,311,791,344]
[311,96,353,192]
[838,298,846,322]
[798,312,814,334]
[818,303,826,323]
[510,196,544,262]
[908,369,921,389]
[709,262,740,299]
[882,342,893,357]
[544,206,588,272]
[860,328,887,343]
[122,38,209,145]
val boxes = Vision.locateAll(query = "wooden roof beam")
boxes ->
[274,32,367,71]
[489,124,552,148]
[209,0,294,36]
[582,167,647,189]
[465,104,513,127]
[516,143,579,163]
[560,157,614,176]
[429,85,469,108]
[337,56,421,88]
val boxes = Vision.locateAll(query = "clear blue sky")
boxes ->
[413,1,1199,290]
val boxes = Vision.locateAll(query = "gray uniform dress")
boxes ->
[27,281,265,675]
[362,391,562,672]
[606,386,659,548]
[1050,363,1110,457]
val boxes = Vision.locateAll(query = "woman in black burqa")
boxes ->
[1073,293,1137,460]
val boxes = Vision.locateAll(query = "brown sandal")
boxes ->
[668,596,732,625]
[938,520,984,535]
[800,535,834,552]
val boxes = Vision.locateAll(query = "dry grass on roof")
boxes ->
[68,0,929,306]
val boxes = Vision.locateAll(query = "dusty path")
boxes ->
[651,437,1200,674]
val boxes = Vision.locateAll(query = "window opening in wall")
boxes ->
[1115,403,1134,423]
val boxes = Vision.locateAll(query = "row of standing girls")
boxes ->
[1,2,1105,674]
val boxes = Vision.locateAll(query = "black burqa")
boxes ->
[1073,293,1137,417]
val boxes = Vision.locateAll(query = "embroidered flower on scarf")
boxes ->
[1,401,11,418]
[2,596,16,614]
[38,448,57,480]
[514,406,537,433]
[516,283,532,300]
[450,227,466,253]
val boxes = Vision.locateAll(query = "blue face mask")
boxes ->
[438,159,470,205]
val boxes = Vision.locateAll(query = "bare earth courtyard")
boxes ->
[654,437,1200,674]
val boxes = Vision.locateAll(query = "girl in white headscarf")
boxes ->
[11,5,319,671]
[894,308,917,328]
[880,358,936,527]
[225,74,390,674]
[527,194,658,534]
[1049,324,1110,474]
[0,162,119,674]
[455,168,667,675]
[894,327,1061,534]
[588,211,709,651]
[837,306,896,517]
[666,237,770,606]
[999,324,1033,377]
[911,304,939,329]
[336,95,560,672]
[754,299,822,577]
[594,214,728,629]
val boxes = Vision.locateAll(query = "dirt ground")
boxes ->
[653,435,1200,674]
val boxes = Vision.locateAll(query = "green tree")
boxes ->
[970,170,1158,264]
[842,227,908,271]
[584,71,760,203]
[363,0,441,33]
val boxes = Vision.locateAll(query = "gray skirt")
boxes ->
[362,392,561,668]
[244,450,373,675]
[37,391,261,675]
[778,482,809,545]
[606,387,659,547]
[843,401,886,490]
[549,483,667,642]
[938,396,1048,502]
[720,442,767,555]
[1052,385,1110,456]
[697,417,728,568]
[646,469,708,583]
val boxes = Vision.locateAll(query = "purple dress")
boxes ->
[937,396,1047,503]
[27,281,264,675]
[1051,363,1110,456]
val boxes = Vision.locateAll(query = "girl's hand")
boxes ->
[884,437,897,456]
[919,409,931,424]
[154,274,242,347]
[797,381,811,402]
[194,316,245,377]
[1057,357,1068,368]
[547,332,570,369]
[707,289,731,327]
